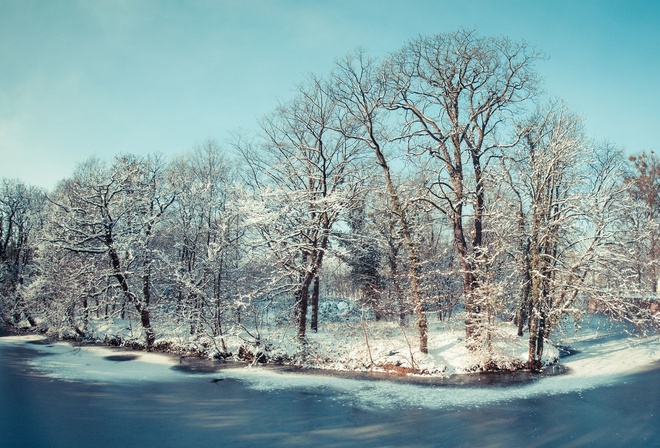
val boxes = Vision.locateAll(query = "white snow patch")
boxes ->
[561,334,660,377]
[291,319,560,374]
[0,334,45,343]
[0,336,182,383]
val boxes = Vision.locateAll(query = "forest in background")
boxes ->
[1,30,659,372]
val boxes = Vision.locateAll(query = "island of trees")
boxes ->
[1,30,658,373]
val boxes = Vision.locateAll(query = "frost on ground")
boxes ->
[221,333,660,411]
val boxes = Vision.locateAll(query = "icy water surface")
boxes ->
[0,334,658,447]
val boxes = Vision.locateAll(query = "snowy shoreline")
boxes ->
[2,323,659,390]
[3,317,564,381]
[0,330,555,387]
[2,330,660,415]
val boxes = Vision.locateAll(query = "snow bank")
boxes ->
[561,333,660,377]
[76,313,560,374]
[3,330,658,411]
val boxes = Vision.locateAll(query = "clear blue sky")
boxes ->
[1,0,659,190]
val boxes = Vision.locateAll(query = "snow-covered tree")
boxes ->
[0,179,44,325]
[623,151,660,292]
[383,29,541,345]
[42,155,175,349]
[585,150,660,332]
[330,50,432,353]
[165,140,242,353]
[499,103,632,367]
[239,75,364,342]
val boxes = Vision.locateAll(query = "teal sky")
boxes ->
[1,0,659,189]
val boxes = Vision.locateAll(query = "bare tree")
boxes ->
[587,150,660,333]
[515,104,586,368]
[0,179,43,326]
[44,155,175,350]
[624,151,660,292]
[239,75,363,342]
[383,29,541,345]
[330,50,430,353]
[25,243,105,338]
[339,195,385,320]
[502,103,631,368]
[166,140,241,353]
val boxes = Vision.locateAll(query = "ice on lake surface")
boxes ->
[1,331,659,411]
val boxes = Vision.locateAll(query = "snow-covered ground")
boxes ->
[258,318,557,375]
[56,312,560,376]
[1,326,658,411]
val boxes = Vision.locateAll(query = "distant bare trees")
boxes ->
[327,31,542,352]
[330,50,431,353]
[168,140,241,352]
[624,151,660,293]
[0,179,43,325]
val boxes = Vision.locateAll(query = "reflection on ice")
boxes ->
[1,332,658,411]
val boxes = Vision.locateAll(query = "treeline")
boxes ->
[1,30,658,369]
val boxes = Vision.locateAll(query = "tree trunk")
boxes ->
[450,212,480,342]
[68,303,85,337]
[462,150,488,345]
[373,140,428,353]
[527,310,540,369]
[108,245,155,350]
[651,231,658,293]
[140,309,156,350]
[82,297,89,332]
[310,275,319,332]
[517,250,531,337]
[536,315,545,362]
[295,284,309,342]
[386,238,407,325]
[527,310,546,370]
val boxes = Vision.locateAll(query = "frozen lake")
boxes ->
[1,331,658,447]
